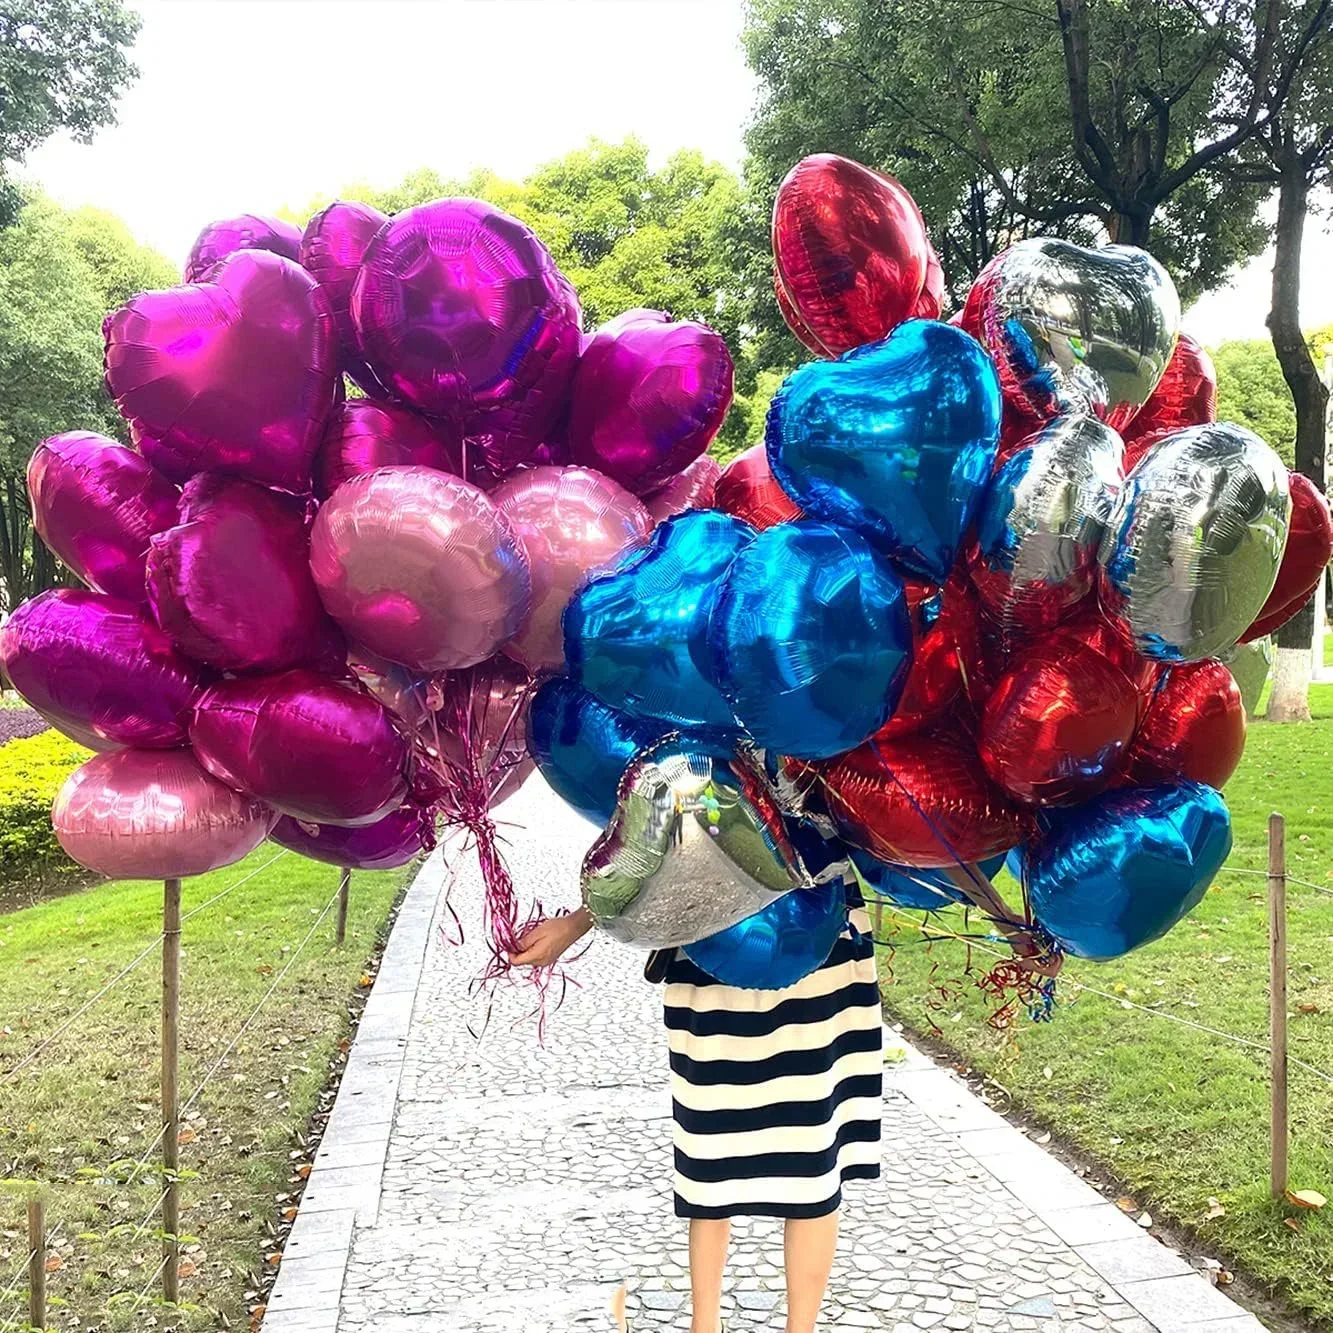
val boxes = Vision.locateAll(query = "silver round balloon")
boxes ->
[1098,423,1291,662]
[1219,634,1273,717]
[969,239,1180,431]
[969,413,1124,632]
[581,738,811,949]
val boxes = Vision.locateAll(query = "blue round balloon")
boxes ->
[708,521,912,759]
[563,510,752,731]
[683,878,846,989]
[1019,781,1232,960]
[766,319,1000,581]
[853,851,1007,912]
[527,677,666,825]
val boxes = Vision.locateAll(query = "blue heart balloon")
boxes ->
[682,878,847,990]
[708,520,912,759]
[563,510,752,731]
[527,677,667,825]
[766,319,1000,581]
[853,851,1007,912]
[1018,781,1231,960]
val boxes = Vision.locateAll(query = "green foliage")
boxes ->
[1212,338,1297,466]
[0,727,89,881]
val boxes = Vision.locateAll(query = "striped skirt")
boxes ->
[663,906,883,1219]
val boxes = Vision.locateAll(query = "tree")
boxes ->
[1212,338,1297,464]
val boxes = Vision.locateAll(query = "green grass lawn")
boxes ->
[0,847,411,1330]
[878,684,1333,1326]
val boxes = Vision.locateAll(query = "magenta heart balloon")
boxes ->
[309,466,531,672]
[146,474,343,673]
[350,199,582,474]
[493,465,651,672]
[54,748,277,880]
[313,398,462,500]
[269,805,432,871]
[104,250,339,492]
[566,309,734,494]
[644,454,722,525]
[184,213,303,283]
[190,668,409,826]
[27,431,180,602]
[0,589,208,749]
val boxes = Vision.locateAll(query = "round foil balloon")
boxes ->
[915,240,946,321]
[104,250,339,492]
[183,213,302,283]
[772,154,931,356]
[269,805,432,871]
[1098,422,1290,661]
[309,466,531,672]
[767,319,1000,581]
[644,454,722,525]
[876,576,973,741]
[566,310,734,494]
[714,444,802,531]
[564,510,752,731]
[581,738,810,949]
[1122,333,1217,445]
[709,521,912,759]
[1240,471,1333,642]
[494,466,652,673]
[26,432,180,603]
[434,659,536,813]
[962,238,1180,431]
[682,879,846,990]
[147,474,342,674]
[53,748,276,880]
[1020,781,1231,960]
[351,198,582,472]
[1127,659,1245,789]
[0,589,207,749]
[313,398,462,500]
[190,669,409,826]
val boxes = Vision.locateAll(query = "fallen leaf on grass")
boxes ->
[295,1163,312,1180]
[1297,1002,1320,1015]
[177,1259,198,1279]
[357,973,373,988]
[1116,1197,1139,1213]
[44,1253,62,1272]
[177,1126,197,1146]
[1283,1217,1302,1231]
[1285,1189,1327,1210]
[883,1045,908,1064]
[1205,1197,1226,1220]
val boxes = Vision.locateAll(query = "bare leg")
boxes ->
[784,1210,840,1333]
[688,1217,731,1333]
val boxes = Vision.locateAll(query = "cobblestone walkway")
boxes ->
[264,779,1268,1333]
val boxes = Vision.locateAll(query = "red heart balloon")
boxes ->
[1240,471,1333,642]
[714,444,802,531]
[1122,333,1216,446]
[105,250,338,493]
[772,154,931,357]
[876,577,970,740]
[1127,658,1245,788]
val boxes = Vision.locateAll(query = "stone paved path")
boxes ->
[263,779,1269,1333]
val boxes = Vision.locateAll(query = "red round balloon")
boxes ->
[1240,470,1333,642]
[313,398,462,500]
[714,444,802,531]
[1127,658,1245,788]
[1122,333,1216,446]
[773,267,825,355]
[876,579,969,740]
[914,241,945,321]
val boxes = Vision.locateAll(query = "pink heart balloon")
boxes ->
[184,213,302,283]
[644,454,722,525]
[27,431,180,603]
[566,310,734,494]
[104,250,339,493]
[313,398,462,500]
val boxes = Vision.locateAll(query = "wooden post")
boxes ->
[1269,814,1288,1199]
[336,867,351,946]
[27,1197,46,1330]
[162,877,181,1305]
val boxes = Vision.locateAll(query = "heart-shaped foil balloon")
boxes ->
[1126,658,1245,789]
[104,250,339,493]
[183,213,302,283]
[1122,332,1216,446]
[313,398,462,500]
[963,238,1180,432]
[644,455,722,526]
[580,738,810,949]
[1239,471,1333,642]
[714,444,802,531]
[772,154,931,356]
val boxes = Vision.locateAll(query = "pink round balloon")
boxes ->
[27,431,180,603]
[309,466,532,671]
[313,398,461,500]
[436,658,535,812]
[0,589,208,749]
[190,668,409,826]
[104,250,339,493]
[184,213,303,283]
[566,309,734,494]
[269,804,431,871]
[350,199,582,473]
[644,454,722,525]
[146,474,343,673]
[54,748,276,880]
[493,465,651,672]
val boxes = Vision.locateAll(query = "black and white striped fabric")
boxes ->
[663,905,883,1219]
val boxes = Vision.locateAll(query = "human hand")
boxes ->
[509,908,593,967]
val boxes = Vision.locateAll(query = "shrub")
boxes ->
[0,729,91,881]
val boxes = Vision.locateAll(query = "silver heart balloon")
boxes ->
[581,738,811,948]
[1218,634,1272,717]
[968,239,1180,431]
[1098,422,1291,662]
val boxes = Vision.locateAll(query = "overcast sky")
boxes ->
[21,0,1332,344]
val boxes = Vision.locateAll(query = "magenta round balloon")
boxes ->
[190,668,409,826]
[269,805,431,870]
[184,213,303,283]
[567,309,734,494]
[146,474,343,673]
[313,398,462,500]
[27,431,180,602]
[309,466,531,671]
[644,454,722,525]
[0,589,208,749]
[493,466,651,672]
[104,250,339,493]
[350,199,581,473]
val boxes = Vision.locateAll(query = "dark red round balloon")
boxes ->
[913,242,945,321]
[1240,471,1333,642]
[877,579,969,740]
[1122,333,1216,447]
[184,214,302,283]
[714,444,802,531]
[772,154,931,357]
[313,398,462,500]
[1127,659,1245,788]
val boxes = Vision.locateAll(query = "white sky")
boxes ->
[21,0,1332,344]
